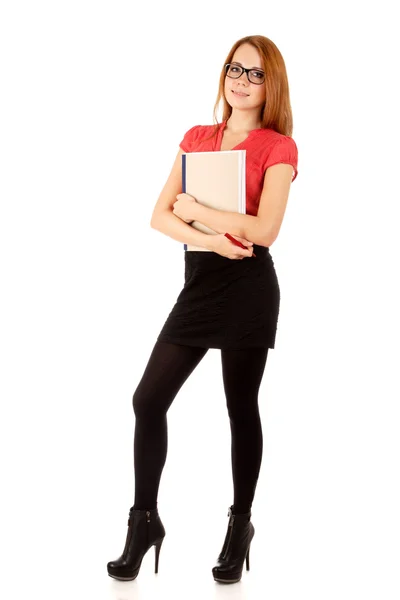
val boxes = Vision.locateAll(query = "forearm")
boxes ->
[150,210,216,250]
[192,203,267,246]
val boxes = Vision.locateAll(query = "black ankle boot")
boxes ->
[107,506,166,581]
[212,505,254,584]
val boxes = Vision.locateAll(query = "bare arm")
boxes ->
[186,162,295,247]
[150,147,216,250]
[152,209,217,250]
[180,162,295,248]
[256,163,294,246]
[191,204,266,246]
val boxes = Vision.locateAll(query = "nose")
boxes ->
[237,70,249,85]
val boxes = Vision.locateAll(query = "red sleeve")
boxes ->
[179,125,202,152]
[264,137,298,182]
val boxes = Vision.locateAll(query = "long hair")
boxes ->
[204,35,294,143]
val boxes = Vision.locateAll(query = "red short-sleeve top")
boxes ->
[179,120,298,217]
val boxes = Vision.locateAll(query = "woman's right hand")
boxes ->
[209,233,254,259]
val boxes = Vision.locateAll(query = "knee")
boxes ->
[132,388,165,420]
[132,389,146,418]
[226,397,260,423]
[132,388,146,418]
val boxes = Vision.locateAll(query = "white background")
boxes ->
[1,1,399,599]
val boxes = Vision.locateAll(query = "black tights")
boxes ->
[132,340,269,514]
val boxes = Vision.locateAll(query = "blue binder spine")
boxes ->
[182,153,187,251]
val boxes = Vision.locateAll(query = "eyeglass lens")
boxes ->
[225,64,265,84]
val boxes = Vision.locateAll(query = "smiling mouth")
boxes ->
[232,90,249,97]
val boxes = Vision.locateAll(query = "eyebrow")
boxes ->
[231,61,264,71]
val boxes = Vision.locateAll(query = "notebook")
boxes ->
[182,150,246,251]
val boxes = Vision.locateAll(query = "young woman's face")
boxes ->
[224,43,266,114]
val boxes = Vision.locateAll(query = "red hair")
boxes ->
[204,35,295,143]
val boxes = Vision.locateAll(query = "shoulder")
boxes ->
[253,129,298,161]
[179,124,218,152]
[254,128,297,151]
[253,129,298,181]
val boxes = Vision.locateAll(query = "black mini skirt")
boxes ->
[156,244,280,349]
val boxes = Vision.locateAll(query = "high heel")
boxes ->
[107,506,166,581]
[212,505,254,584]
[154,538,163,574]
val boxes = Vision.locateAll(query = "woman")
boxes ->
[107,34,298,584]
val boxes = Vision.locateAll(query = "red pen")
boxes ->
[224,233,256,257]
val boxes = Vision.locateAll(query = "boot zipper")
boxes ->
[221,508,235,560]
[124,512,133,556]
[146,510,151,548]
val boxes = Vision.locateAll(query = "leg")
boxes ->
[132,340,209,509]
[220,346,269,514]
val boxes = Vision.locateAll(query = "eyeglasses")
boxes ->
[225,63,265,85]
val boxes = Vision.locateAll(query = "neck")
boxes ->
[225,112,262,133]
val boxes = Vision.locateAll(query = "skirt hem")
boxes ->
[156,334,275,350]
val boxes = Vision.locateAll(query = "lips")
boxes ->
[232,89,249,97]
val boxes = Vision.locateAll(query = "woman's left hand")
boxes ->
[173,193,197,223]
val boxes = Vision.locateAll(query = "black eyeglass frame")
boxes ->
[224,63,265,85]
